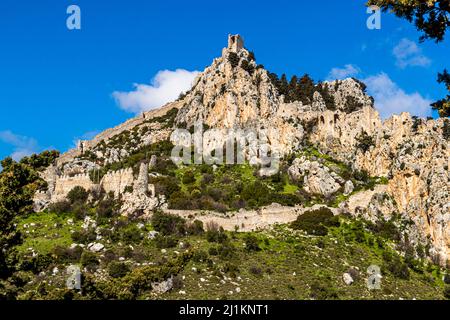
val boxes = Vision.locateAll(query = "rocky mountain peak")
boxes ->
[175,34,281,129]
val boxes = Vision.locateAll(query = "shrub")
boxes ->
[244,234,261,252]
[217,243,235,260]
[71,229,97,244]
[344,96,363,113]
[205,222,228,243]
[222,262,239,277]
[291,207,339,236]
[353,169,370,183]
[192,250,209,263]
[154,235,179,249]
[347,268,360,282]
[444,274,450,285]
[356,130,375,153]
[382,251,410,280]
[153,157,177,175]
[17,254,53,274]
[67,186,89,204]
[411,116,422,132]
[248,51,256,62]
[208,247,219,256]
[108,262,130,278]
[53,245,83,263]
[71,202,88,221]
[240,59,255,75]
[249,266,263,276]
[201,173,214,185]
[443,119,450,140]
[182,171,196,184]
[368,219,401,242]
[19,150,60,171]
[150,176,180,197]
[120,224,143,244]
[228,52,240,68]
[168,192,194,210]
[310,280,339,300]
[96,198,117,221]
[186,220,204,235]
[444,285,450,299]
[48,200,71,214]
[151,211,186,236]
[102,250,117,264]
[172,275,184,290]
[80,251,99,271]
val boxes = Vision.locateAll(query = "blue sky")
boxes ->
[0,0,449,161]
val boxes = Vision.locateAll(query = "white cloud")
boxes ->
[113,69,200,114]
[0,131,39,161]
[327,64,361,80]
[364,72,432,119]
[393,38,431,68]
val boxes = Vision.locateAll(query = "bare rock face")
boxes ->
[288,156,341,198]
[344,180,354,196]
[121,162,162,217]
[152,276,173,294]
[312,91,326,112]
[309,107,449,265]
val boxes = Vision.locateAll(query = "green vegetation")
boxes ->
[269,73,316,105]
[344,96,363,113]
[67,186,89,205]
[443,119,450,140]
[0,155,45,280]
[1,198,447,300]
[291,207,339,236]
[228,52,240,68]
[144,107,179,128]
[90,140,175,182]
[367,0,449,43]
[142,145,390,212]
[240,59,255,75]
[356,130,375,153]
[1,142,446,300]
[19,150,60,171]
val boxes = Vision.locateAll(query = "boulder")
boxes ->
[88,242,104,252]
[343,273,354,285]
[344,180,354,195]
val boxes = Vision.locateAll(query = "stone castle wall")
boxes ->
[101,168,134,196]
[56,102,183,167]
[53,173,95,201]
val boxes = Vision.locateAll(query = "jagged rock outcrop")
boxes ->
[173,34,304,157]
[288,156,342,198]
[308,107,449,265]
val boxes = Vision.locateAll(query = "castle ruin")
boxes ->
[228,34,244,53]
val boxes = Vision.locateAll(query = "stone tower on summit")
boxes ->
[228,34,244,52]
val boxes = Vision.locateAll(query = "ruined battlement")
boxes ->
[102,167,133,179]
[58,173,91,181]
[228,34,244,53]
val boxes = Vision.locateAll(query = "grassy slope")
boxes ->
[15,212,446,300]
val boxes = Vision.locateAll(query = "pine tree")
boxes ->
[431,69,450,117]
[279,74,289,97]
[298,74,316,105]
[288,75,299,102]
